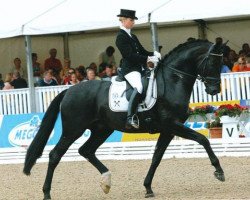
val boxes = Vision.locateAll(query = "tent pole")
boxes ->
[25,35,36,113]
[63,33,70,59]
[195,19,207,40]
[150,22,159,51]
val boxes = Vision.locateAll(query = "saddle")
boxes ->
[109,69,157,112]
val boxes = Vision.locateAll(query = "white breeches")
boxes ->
[124,71,143,94]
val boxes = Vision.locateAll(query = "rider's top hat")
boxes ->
[117,9,138,20]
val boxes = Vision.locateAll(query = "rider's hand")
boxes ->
[154,51,161,60]
[147,56,159,68]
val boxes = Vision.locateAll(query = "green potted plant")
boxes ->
[206,117,222,138]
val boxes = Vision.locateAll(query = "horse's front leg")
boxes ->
[171,121,225,182]
[144,132,174,198]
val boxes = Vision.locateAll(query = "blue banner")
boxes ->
[0,113,122,148]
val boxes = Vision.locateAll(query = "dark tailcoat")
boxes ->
[115,29,153,75]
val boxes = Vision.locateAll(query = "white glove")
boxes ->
[147,56,159,68]
[154,51,161,60]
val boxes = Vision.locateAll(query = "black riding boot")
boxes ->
[125,88,141,129]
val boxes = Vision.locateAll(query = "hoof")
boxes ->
[43,194,51,200]
[214,171,225,182]
[145,192,155,198]
[100,171,111,194]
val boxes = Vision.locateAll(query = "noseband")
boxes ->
[167,44,223,85]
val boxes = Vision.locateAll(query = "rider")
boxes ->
[115,9,161,129]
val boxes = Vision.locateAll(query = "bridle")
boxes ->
[166,44,223,85]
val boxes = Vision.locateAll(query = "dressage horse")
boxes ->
[23,39,225,199]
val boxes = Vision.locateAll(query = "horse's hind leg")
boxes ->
[144,132,174,198]
[78,123,113,194]
[171,121,225,182]
[43,135,78,200]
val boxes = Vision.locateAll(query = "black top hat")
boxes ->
[117,9,138,20]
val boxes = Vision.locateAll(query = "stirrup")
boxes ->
[131,114,139,129]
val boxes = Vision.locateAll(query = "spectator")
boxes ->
[62,68,75,84]
[12,57,27,80]
[244,57,250,71]
[98,62,107,78]
[215,37,230,57]
[99,46,116,68]
[2,73,13,90]
[60,58,72,84]
[221,57,231,73]
[0,73,4,89]
[10,71,28,89]
[239,43,250,56]
[38,70,58,87]
[32,53,42,86]
[84,67,97,81]
[88,62,101,80]
[66,72,79,85]
[102,64,114,81]
[221,64,231,73]
[44,48,62,84]
[75,65,86,81]
[228,49,238,70]
[232,57,247,72]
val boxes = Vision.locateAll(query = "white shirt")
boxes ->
[120,25,132,37]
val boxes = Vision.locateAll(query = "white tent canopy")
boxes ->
[1,0,250,39]
[150,0,250,23]
[0,0,167,38]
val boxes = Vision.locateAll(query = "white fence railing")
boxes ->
[1,138,250,164]
[0,72,249,115]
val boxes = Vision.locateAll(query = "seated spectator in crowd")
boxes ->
[98,62,107,78]
[84,67,97,81]
[10,71,28,89]
[2,73,13,90]
[44,48,62,84]
[88,62,101,80]
[12,57,27,80]
[228,49,238,70]
[66,72,79,85]
[221,64,231,73]
[60,58,72,84]
[239,43,250,56]
[102,64,114,81]
[38,70,58,87]
[232,57,247,72]
[221,57,231,73]
[99,46,116,69]
[62,68,75,84]
[245,57,250,71]
[32,53,42,86]
[75,65,86,81]
[0,73,4,89]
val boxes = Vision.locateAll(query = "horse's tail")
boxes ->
[23,89,67,175]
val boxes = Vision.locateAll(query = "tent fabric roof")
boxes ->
[150,0,250,23]
[0,0,250,38]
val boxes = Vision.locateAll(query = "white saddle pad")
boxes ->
[109,71,157,112]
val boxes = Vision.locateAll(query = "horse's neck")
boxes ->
[156,63,196,105]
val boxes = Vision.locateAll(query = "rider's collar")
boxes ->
[120,25,132,37]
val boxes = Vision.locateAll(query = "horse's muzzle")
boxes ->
[205,85,220,96]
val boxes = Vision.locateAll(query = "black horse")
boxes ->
[23,39,225,199]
